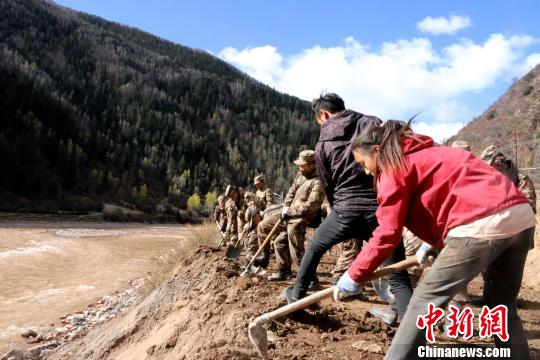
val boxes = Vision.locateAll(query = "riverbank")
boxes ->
[0,221,203,357]
[39,236,540,359]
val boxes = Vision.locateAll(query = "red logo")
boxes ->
[479,305,509,342]
[416,303,445,343]
[446,305,474,339]
[416,304,509,343]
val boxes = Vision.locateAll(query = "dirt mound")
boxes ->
[44,244,540,359]
[46,247,391,359]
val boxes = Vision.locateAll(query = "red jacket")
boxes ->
[348,134,529,283]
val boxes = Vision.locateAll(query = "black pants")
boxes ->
[292,208,412,318]
[384,239,413,320]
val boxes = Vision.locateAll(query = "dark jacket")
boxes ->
[315,110,380,211]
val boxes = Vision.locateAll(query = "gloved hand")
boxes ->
[243,223,250,230]
[333,271,363,301]
[281,206,290,219]
[415,242,438,266]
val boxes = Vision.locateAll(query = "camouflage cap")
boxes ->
[294,150,316,165]
[217,195,225,202]
[451,140,471,152]
[253,175,264,184]
[480,145,505,165]
[224,185,237,197]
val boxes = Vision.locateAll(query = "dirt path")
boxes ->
[38,244,539,360]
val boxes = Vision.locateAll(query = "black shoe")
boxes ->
[254,251,270,269]
[268,270,292,281]
[285,285,306,305]
[308,276,320,291]
[368,305,398,326]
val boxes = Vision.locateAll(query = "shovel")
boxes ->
[240,218,283,277]
[248,256,419,359]
[225,228,248,259]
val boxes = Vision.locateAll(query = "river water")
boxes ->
[0,221,191,355]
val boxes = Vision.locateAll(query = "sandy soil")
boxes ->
[37,243,539,360]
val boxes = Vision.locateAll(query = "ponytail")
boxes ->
[352,118,415,174]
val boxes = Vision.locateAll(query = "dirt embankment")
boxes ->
[41,247,394,360]
[33,241,539,360]
[2,223,538,360]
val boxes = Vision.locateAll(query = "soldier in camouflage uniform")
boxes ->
[253,175,274,213]
[268,150,326,281]
[223,185,240,247]
[213,195,227,233]
[481,145,537,248]
[237,187,247,234]
[242,192,262,261]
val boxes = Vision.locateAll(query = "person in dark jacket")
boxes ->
[286,94,413,316]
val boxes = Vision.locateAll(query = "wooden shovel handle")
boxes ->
[243,218,283,270]
[260,256,419,322]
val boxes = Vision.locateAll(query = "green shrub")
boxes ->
[187,193,201,209]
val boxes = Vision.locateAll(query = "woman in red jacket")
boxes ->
[333,120,535,359]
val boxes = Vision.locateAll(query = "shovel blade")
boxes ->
[248,322,269,360]
[240,264,262,277]
[225,244,242,259]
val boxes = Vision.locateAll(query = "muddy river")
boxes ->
[0,221,191,355]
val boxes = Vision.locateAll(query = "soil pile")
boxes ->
[9,243,535,360]
[44,247,393,359]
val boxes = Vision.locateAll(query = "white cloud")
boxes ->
[413,121,464,143]
[219,34,537,142]
[510,53,540,78]
[417,15,471,35]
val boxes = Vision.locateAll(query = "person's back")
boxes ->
[287,94,412,314]
[316,109,380,211]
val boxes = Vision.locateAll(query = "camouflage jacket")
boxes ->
[244,201,261,231]
[213,205,227,232]
[225,199,238,235]
[284,171,325,224]
[519,171,537,214]
[255,188,274,211]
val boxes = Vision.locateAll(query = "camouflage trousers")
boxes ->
[244,230,259,256]
[257,211,286,251]
[223,227,238,247]
[331,238,362,277]
[274,222,307,272]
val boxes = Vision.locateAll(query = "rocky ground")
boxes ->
[3,238,539,360]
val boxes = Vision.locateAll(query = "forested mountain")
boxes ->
[0,0,318,213]
[449,64,540,181]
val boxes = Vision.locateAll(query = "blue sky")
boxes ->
[55,0,540,141]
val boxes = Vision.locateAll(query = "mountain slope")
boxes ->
[449,64,540,172]
[0,0,318,212]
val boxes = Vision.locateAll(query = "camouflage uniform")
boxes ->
[253,175,274,214]
[518,172,537,214]
[237,187,247,234]
[224,198,238,246]
[213,196,227,233]
[273,168,325,272]
[243,192,262,257]
[481,145,537,249]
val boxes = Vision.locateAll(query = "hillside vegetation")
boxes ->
[0,0,318,213]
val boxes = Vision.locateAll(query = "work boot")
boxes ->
[308,276,320,291]
[368,305,398,326]
[268,269,292,281]
[254,250,270,269]
[285,285,306,305]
